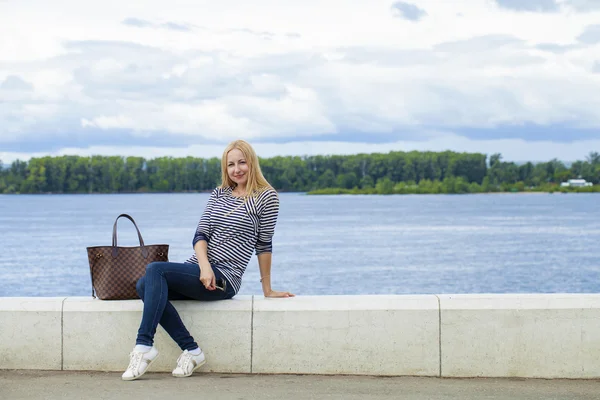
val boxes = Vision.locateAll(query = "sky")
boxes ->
[1,0,600,164]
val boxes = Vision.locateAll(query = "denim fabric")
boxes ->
[135,261,235,350]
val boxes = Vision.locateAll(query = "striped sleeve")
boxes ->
[255,190,279,255]
[192,188,219,247]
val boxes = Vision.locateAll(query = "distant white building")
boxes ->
[560,179,593,187]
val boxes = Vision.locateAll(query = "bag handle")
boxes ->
[111,214,149,258]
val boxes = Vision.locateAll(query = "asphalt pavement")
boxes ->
[2,370,599,400]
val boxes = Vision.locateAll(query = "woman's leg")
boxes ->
[135,261,229,351]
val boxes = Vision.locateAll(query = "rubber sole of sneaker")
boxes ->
[172,358,206,378]
[122,354,159,381]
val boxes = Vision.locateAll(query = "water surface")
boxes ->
[1,193,599,296]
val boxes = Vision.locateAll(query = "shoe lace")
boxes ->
[127,351,143,372]
[177,351,193,372]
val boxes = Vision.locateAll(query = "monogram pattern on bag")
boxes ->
[87,245,169,300]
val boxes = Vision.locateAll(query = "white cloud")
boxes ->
[1,0,600,161]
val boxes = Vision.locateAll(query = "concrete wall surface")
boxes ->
[2,294,600,378]
[0,297,64,370]
[440,294,600,378]
[252,295,440,376]
[62,296,252,373]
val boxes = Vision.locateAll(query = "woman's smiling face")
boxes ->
[227,148,249,187]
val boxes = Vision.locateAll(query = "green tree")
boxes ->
[360,175,374,189]
[375,177,394,194]
[317,169,336,189]
[586,151,600,166]
[4,150,600,195]
[336,172,358,189]
[489,153,502,167]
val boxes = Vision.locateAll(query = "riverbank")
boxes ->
[307,187,600,195]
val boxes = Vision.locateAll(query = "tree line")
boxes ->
[1,151,599,195]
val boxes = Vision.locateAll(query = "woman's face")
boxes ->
[227,148,249,187]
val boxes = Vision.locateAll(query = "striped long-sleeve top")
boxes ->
[185,186,279,294]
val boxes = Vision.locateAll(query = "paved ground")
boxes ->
[1,371,599,400]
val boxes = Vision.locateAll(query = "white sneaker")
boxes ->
[121,347,159,381]
[172,350,206,378]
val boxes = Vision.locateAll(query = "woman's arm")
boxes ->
[195,240,216,290]
[192,189,218,290]
[255,190,294,298]
[258,252,294,298]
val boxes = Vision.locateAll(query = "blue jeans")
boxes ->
[135,261,235,350]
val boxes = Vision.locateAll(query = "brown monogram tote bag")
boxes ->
[86,214,169,300]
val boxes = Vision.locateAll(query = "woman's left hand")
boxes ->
[265,290,295,298]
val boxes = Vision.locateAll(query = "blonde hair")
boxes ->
[219,140,274,198]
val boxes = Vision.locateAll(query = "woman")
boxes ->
[122,139,294,381]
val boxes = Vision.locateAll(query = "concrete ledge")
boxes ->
[440,294,600,378]
[2,294,600,378]
[63,296,252,373]
[0,297,64,370]
[252,295,440,376]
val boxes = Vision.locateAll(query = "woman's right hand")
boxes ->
[199,264,216,290]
